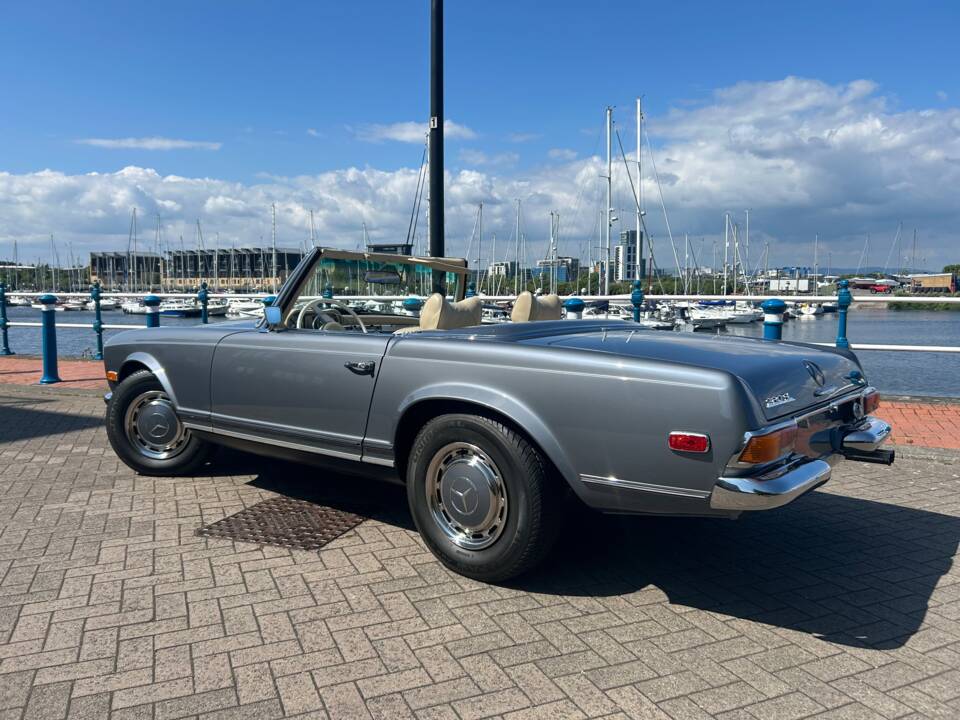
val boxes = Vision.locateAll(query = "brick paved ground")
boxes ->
[2,387,960,719]
[0,357,106,390]
[875,402,960,451]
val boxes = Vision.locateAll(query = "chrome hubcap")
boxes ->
[426,442,507,550]
[124,390,188,460]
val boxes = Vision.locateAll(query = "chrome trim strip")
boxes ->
[580,474,711,499]
[185,424,363,462]
[211,412,360,448]
[362,456,395,468]
[711,459,832,511]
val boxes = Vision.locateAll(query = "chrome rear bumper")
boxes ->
[711,414,894,511]
[711,459,832,511]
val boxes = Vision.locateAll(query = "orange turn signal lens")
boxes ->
[738,424,797,464]
[105,371,118,382]
[862,390,880,414]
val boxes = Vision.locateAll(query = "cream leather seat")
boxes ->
[394,294,482,334]
[511,292,562,322]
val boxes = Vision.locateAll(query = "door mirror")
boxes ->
[264,305,283,330]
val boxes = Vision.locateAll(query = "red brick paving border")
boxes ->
[0,355,107,390]
[875,400,960,450]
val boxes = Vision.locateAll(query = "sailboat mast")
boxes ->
[604,105,612,296]
[722,214,729,296]
[514,199,520,296]
[733,223,740,295]
[477,202,482,293]
[744,209,750,293]
[271,203,278,294]
[813,233,819,296]
[636,97,642,287]
[196,220,204,290]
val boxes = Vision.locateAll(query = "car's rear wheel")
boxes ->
[406,413,564,582]
[106,370,213,476]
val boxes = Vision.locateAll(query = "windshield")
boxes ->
[297,254,465,299]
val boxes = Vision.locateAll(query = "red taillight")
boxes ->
[863,390,880,414]
[738,423,798,464]
[668,432,710,453]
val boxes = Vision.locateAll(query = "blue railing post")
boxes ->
[322,283,334,300]
[761,298,786,341]
[143,295,161,328]
[198,282,209,324]
[0,283,13,356]
[465,282,476,298]
[90,282,104,360]
[402,297,423,317]
[564,297,585,320]
[836,279,851,349]
[38,294,61,384]
[631,280,644,322]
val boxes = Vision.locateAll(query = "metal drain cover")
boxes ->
[196,496,366,551]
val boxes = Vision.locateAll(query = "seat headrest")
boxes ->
[419,294,482,330]
[511,292,562,322]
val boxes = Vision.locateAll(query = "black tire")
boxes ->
[106,370,213,476]
[406,413,564,582]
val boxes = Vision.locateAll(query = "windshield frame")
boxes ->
[274,247,470,317]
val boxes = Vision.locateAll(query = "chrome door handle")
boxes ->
[344,360,375,375]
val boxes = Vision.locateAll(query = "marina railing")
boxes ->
[1,279,958,384]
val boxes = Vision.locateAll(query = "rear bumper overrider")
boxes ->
[711,414,893,511]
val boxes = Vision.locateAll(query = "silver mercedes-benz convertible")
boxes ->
[102,248,893,581]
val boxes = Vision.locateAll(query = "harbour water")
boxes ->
[4,306,959,398]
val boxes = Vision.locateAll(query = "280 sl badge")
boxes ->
[765,393,796,408]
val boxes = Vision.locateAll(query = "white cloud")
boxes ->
[5,77,960,271]
[75,137,222,151]
[548,148,578,161]
[936,90,948,101]
[352,119,476,143]
[306,128,321,137]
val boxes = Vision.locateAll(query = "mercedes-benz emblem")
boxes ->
[147,413,170,438]
[449,477,479,515]
[803,360,826,387]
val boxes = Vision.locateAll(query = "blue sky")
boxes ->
[1,0,959,268]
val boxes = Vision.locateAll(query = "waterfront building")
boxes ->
[89,252,162,291]
[89,247,306,292]
[909,272,957,293]
[535,256,580,283]
[614,230,646,282]
[488,261,517,278]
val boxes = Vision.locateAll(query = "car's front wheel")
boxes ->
[106,370,213,476]
[406,413,564,582]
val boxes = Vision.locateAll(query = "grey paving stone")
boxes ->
[0,387,959,719]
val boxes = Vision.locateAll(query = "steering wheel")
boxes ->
[295,297,368,333]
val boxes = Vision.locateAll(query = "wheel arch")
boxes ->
[391,387,578,489]
[118,352,179,406]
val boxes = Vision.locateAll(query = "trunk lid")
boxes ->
[525,329,862,420]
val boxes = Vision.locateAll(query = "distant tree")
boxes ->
[943,264,960,274]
